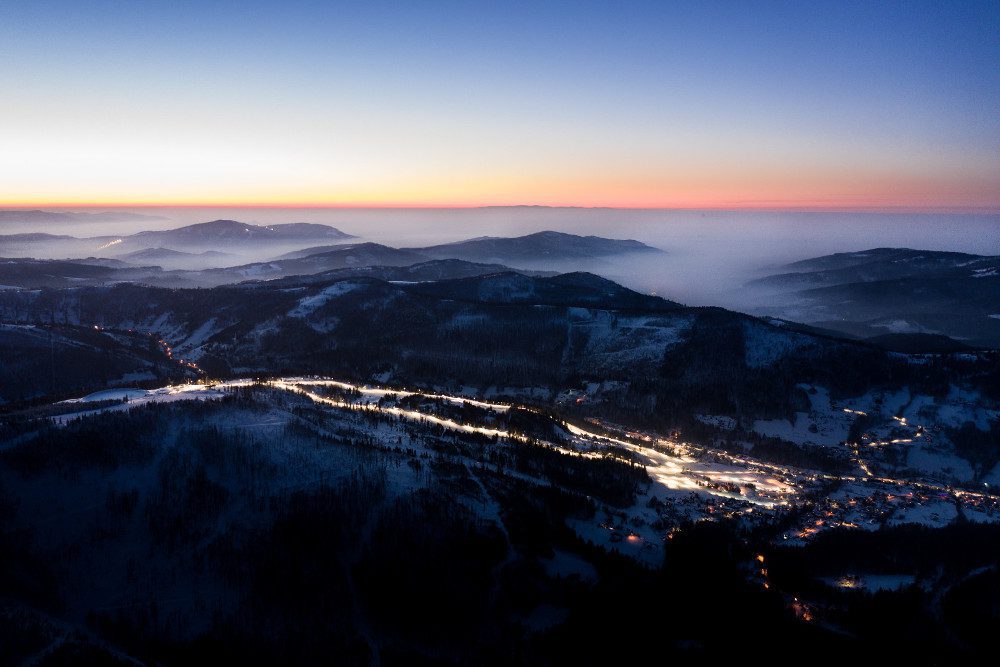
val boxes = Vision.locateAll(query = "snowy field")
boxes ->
[30,374,1000,565]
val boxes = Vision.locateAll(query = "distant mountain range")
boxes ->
[0,209,165,224]
[0,225,667,287]
[0,255,552,289]
[205,242,429,282]
[0,232,76,242]
[1,222,658,272]
[751,248,1000,348]
[5,229,996,350]
[407,230,661,263]
[0,219,357,260]
[115,247,238,270]
[752,248,992,289]
[128,219,355,247]
[403,271,674,309]
[119,247,233,260]
[0,258,166,289]
[210,231,654,284]
[267,259,556,286]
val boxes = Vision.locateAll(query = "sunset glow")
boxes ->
[1,1,998,210]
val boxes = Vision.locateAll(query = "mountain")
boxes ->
[0,381,680,662]
[0,233,92,260]
[275,243,365,260]
[0,258,163,289]
[269,258,556,286]
[750,248,1000,348]
[265,222,356,239]
[0,256,554,290]
[788,247,985,272]
[3,219,353,249]
[2,227,662,282]
[0,210,79,224]
[0,323,183,404]
[201,242,429,283]
[119,247,205,261]
[130,219,353,247]
[1,219,357,264]
[863,332,973,354]
[2,270,995,461]
[64,256,135,269]
[0,209,165,224]
[404,271,677,309]
[752,248,993,289]
[116,247,238,270]
[2,266,1000,662]
[0,232,75,243]
[409,230,662,263]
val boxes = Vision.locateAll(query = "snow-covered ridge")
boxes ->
[289,280,365,317]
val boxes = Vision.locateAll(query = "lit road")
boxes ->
[50,376,1000,516]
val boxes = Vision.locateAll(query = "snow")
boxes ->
[568,311,691,373]
[888,500,957,527]
[905,447,974,483]
[752,385,852,446]
[739,380,1000,487]
[926,387,998,431]
[281,377,512,413]
[59,377,804,548]
[37,375,1000,566]
[743,321,812,368]
[73,388,150,403]
[983,462,1000,487]
[176,317,218,358]
[445,312,490,330]
[237,262,281,278]
[696,414,737,430]
[148,312,173,334]
[289,281,364,317]
[754,412,835,446]
[962,502,1000,524]
[562,420,797,509]
[53,382,245,423]
[475,274,537,301]
[871,320,926,334]
[881,388,912,415]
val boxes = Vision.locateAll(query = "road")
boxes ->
[46,376,1000,523]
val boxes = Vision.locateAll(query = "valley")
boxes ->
[14,374,1000,560]
[1,214,999,663]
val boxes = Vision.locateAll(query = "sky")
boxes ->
[0,0,998,209]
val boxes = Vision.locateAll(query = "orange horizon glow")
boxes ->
[0,199,996,214]
[3,170,997,213]
[3,4,998,220]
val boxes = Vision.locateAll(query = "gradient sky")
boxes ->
[1,0,998,209]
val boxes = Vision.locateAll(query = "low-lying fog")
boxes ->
[3,207,998,310]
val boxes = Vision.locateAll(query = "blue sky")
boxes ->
[1,0,997,207]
